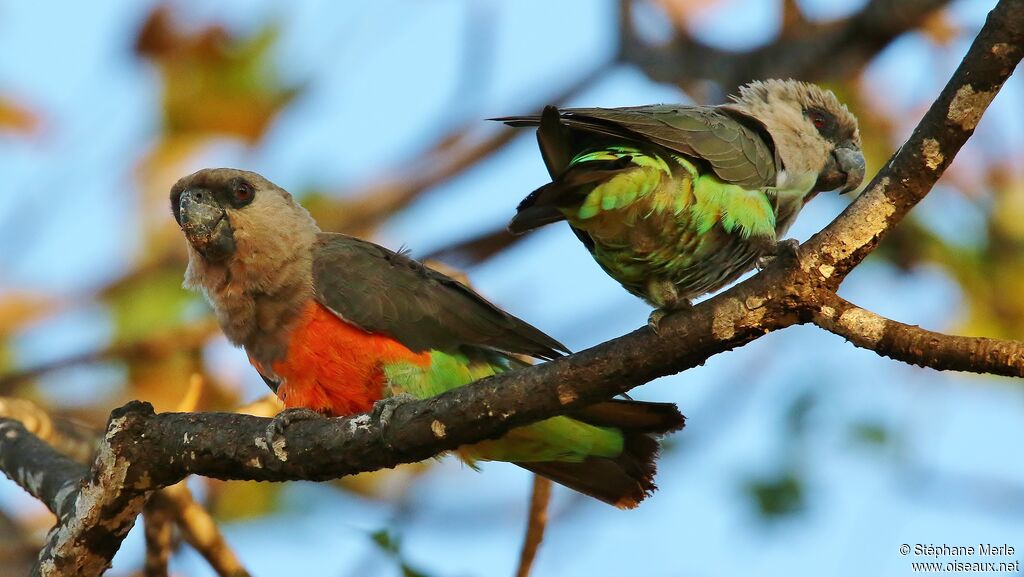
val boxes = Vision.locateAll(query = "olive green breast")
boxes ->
[562,148,778,303]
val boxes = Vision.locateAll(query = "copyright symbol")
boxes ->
[900,544,910,556]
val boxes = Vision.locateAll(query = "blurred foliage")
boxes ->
[745,470,805,519]
[135,6,302,142]
[207,480,283,521]
[851,421,890,446]
[370,529,434,577]
[0,97,39,135]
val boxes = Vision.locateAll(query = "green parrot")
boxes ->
[172,168,685,508]
[497,79,865,324]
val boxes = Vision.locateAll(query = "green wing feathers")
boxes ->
[383,351,685,508]
[502,105,790,304]
[511,143,778,246]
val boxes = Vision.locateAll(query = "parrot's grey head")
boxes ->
[171,168,318,265]
[728,79,864,195]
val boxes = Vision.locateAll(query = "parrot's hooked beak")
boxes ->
[176,188,236,262]
[815,144,866,195]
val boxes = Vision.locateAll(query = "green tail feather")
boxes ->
[521,399,684,508]
[382,352,684,508]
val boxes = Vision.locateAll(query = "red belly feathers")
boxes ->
[253,300,431,416]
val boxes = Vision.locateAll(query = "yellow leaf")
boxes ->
[0,97,40,135]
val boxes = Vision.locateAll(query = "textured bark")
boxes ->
[30,405,158,577]
[813,294,1024,378]
[801,0,1024,284]
[0,419,86,520]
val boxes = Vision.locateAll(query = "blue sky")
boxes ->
[1,0,1022,575]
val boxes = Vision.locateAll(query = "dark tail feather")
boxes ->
[489,114,542,127]
[517,400,685,509]
[508,158,634,235]
[508,183,567,234]
[537,105,572,177]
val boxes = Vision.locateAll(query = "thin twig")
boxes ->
[149,484,251,577]
[515,475,552,577]
[0,320,218,392]
[313,63,612,237]
[621,0,953,90]
[142,500,173,577]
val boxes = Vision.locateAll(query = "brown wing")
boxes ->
[311,233,568,360]
[496,104,778,189]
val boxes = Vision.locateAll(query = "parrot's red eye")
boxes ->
[807,109,832,133]
[232,181,255,205]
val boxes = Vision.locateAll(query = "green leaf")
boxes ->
[851,422,890,446]
[745,471,804,519]
[368,528,435,577]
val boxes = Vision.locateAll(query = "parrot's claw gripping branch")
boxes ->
[1,3,1022,576]
[647,300,692,335]
[371,394,418,445]
[264,407,327,451]
[755,238,802,271]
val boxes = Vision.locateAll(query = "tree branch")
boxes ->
[515,476,552,577]
[149,484,251,577]
[0,321,218,393]
[0,397,97,463]
[800,0,1023,285]
[620,0,953,91]
[0,393,253,577]
[30,405,157,577]
[0,419,86,520]
[141,500,172,577]
[813,293,1024,377]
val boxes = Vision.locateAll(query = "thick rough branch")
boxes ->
[620,0,951,90]
[801,0,1023,286]
[32,405,158,577]
[0,419,86,520]
[813,294,1024,378]
[1,399,252,577]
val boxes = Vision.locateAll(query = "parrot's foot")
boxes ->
[371,394,417,429]
[264,407,326,449]
[755,238,801,270]
[647,300,692,335]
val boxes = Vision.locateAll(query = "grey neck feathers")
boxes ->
[729,102,830,180]
[184,219,319,363]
